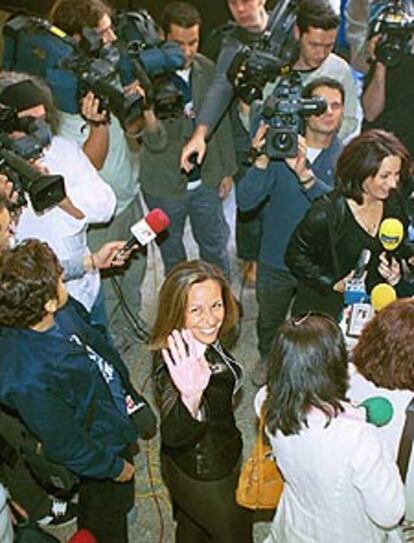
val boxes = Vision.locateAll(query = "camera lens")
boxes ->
[272,132,294,152]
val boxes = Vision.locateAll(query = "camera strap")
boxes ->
[397,396,414,482]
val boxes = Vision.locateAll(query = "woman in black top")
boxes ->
[285,129,413,317]
[151,260,253,543]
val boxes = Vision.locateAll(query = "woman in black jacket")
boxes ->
[151,260,253,543]
[285,129,413,317]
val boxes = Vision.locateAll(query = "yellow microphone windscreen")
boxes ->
[371,283,397,312]
[378,218,404,251]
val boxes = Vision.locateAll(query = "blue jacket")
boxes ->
[237,137,342,271]
[0,299,140,480]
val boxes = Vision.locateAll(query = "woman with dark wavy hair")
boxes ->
[258,312,404,543]
[350,298,414,534]
[286,129,413,318]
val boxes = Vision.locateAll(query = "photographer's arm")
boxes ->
[141,108,168,153]
[181,42,239,172]
[362,37,387,122]
[58,197,85,220]
[362,62,387,122]
[285,136,332,198]
[80,92,109,171]
[32,161,85,219]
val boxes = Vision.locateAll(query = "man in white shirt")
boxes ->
[0,73,117,325]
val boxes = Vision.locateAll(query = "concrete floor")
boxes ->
[48,189,273,542]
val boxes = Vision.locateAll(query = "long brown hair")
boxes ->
[150,260,239,351]
[335,129,412,205]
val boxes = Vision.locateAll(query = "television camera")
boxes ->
[370,0,414,68]
[0,103,65,212]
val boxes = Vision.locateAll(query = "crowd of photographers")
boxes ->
[0,0,413,540]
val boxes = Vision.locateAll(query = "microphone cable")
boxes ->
[110,275,150,343]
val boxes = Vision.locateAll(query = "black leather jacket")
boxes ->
[153,342,243,481]
[285,190,411,294]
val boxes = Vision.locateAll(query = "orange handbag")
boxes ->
[236,412,284,510]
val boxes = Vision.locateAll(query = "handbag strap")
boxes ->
[258,406,267,458]
[397,397,414,482]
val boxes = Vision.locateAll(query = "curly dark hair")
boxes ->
[161,2,202,34]
[336,129,413,205]
[302,76,345,104]
[353,298,414,391]
[0,239,63,328]
[265,312,348,436]
[296,0,339,34]
[50,0,112,36]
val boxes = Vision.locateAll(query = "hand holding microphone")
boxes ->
[378,252,401,286]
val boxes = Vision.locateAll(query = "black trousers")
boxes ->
[78,449,135,543]
[161,454,253,543]
[78,475,134,543]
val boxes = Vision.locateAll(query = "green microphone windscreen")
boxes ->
[360,396,394,427]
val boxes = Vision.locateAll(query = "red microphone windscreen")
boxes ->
[145,208,170,234]
[68,529,97,543]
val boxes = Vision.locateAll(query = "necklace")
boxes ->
[347,199,383,236]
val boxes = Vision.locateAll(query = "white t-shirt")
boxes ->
[16,136,116,310]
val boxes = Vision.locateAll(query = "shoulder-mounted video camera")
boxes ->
[114,9,185,120]
[0,103,65,213]
[227,0,299,104]
[3,15,144,129]
[370,0,414,67]
[261,72,326,159]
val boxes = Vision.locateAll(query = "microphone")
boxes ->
[360,396,394,428]
[344,248,372,305]
[120,208,170,255]
[370,283,397,312]
[68,530,97,543]
[379,218,404,263]
[353,248,372,280]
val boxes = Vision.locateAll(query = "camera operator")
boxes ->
[237,77,344,386]
[0,72,119,328]
[140,2,236,279]
[49,0,147,335]
[181,0,268,171]
[362,1,414,158]
[289,0,360,142]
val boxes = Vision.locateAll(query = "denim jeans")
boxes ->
[143,186,230,279]
[256,262,298,359]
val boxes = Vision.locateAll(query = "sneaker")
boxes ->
[251,358,268,387]
[37,498,77,528]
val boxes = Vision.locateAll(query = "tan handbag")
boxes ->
[236,412,284,510]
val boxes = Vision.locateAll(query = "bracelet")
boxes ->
[298,173,314,185]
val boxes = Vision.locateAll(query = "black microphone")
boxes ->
[353,248,372,280]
